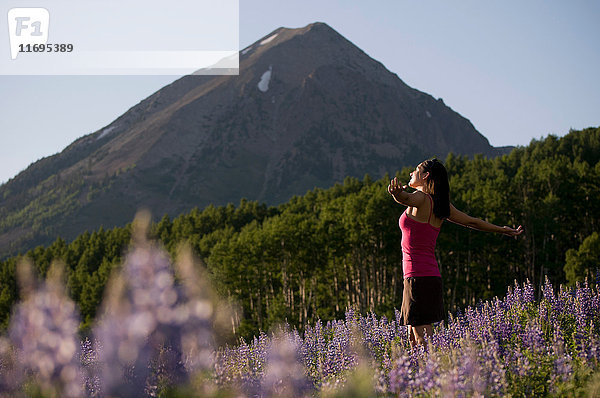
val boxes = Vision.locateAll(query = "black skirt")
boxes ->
[399,276,444,326]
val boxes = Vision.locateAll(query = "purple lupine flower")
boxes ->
[463,346,487,396]
[359,312,390,361]
[92,247,173,396]
[557,283,573,319]
[429,325,447,352]
[260,333,314,398]
[439,367,461,397]
[0,336,21,394]
[438,342,487,396]
[575,280,594,334]
[8,262,84,398]
[480,334,507,395]
[93,233,215,396]
[440,315,464,351]
[374,348,392,395]
[323,321,350,380]
[489,297,512,344]
[411,352,441,394]
[550,330,572,388]
[388,351,412,395]
[237,332,271,395]
[542,276,556,304]
[373,315,396,362]
[252,332,270,375]
[300,319,325,382]
[171,248,216,376]
[358,314,374,357]
[213,345,235,387]
[215,338,259,393]
[583,332,600,366]
[523,279,535,304]
[394,308,410,347]
[591,290,600,328]
[453,308,471,344]
[80,338,102,396]
[521,318,547,354]
[504,283,520,309]
[510,348,533,378]
[465,304,495,345]
[345,307,357,326]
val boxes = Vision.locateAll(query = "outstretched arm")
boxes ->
[448,204,523,236]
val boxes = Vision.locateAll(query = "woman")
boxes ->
[387,158,523,348]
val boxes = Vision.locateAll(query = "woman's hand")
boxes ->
[388,177,425,207]
[501,225,524,236]
[387,177,406,198]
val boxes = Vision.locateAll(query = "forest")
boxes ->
[0,127,598,340]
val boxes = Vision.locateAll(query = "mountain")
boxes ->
[0,22,510,258]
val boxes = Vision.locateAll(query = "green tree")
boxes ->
[564,232,600,285]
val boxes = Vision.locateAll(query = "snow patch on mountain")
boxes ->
[97,125,117,140]
[258,66,272,92]
[260,33,278,46]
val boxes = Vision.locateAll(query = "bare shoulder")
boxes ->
[407,190,428,208]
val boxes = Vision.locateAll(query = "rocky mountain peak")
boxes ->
[0,22,509,258]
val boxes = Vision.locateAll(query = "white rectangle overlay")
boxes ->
[1,0,239,75]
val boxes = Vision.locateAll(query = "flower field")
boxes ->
[215,277,600,397]
[1,226,599,397]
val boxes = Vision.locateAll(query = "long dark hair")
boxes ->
[421,158,450,219]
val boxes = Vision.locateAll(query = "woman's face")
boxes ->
[409,164,428,189]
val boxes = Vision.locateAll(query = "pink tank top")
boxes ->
[399,194,441,278]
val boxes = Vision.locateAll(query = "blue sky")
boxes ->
[1,0,599,184]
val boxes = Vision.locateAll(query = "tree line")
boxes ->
[0,127,598,339]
